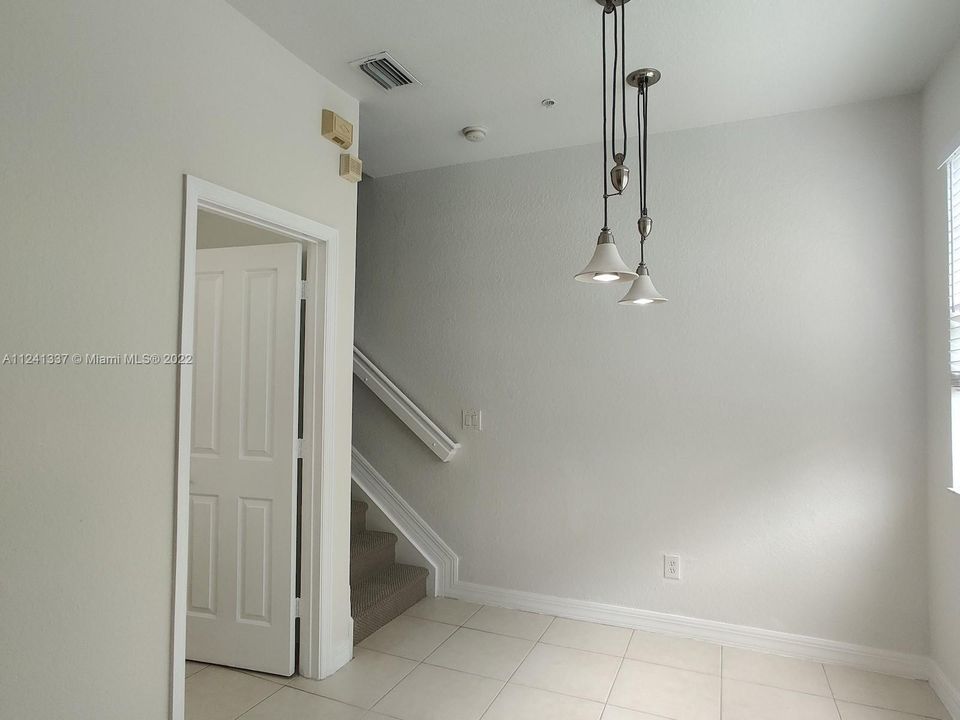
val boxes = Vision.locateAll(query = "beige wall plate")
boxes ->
[322,109,354,149]
[340,154,362,183]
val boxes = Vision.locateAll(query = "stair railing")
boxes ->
[352,346,460,462]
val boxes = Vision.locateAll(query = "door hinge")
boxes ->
[296,438,303,459]
[298,280,308,300]
[295,596,301,619]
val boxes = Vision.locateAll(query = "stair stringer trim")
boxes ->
[351,447,458,597]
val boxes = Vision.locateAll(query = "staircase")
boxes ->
[350,499,429,644]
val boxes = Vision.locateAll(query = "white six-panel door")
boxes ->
[187,242,302,675]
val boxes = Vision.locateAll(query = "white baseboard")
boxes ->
[930,660,960,720]
[314,615,354,680]
[351,447,459,596]
[328,630,354,681]
[351,448,953,716]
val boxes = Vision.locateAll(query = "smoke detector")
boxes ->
[461,126,488,143]
[350,51,421,91]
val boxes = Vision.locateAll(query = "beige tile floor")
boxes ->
[185,598,951,720]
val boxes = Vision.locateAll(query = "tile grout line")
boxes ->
[604,705,674,720]
[834,699,945,720]
[720,678,838,700]
[368,614,463,717]
[613,654,720,679]
[501,622,632,711]
[602,626,634,710]
[186,663,210,680]
[539,638,634,657]
[371,611,551,646]
[720,644,724,720]
[232,681,286,720]
[367,648,425,720]
[717,651,853,700]
[404,601,484,628]
[477,613,559,719]
[235,668,291,686]
[822,661,843,720]
[241,602,478,719]
[817,665,938,720]
[367,637,641,674]
[602,654,627,717]
[368,602,506,719]
[452,622,553,643]
[507,678,628,707]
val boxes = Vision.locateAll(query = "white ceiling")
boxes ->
[227,0,960,177]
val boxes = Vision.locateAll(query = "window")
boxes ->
[949,147,960,491]
[950,148,960,385]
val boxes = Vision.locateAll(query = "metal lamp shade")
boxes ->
[575,230,638,283]
[618,265,667,304]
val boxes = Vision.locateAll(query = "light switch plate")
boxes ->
[462,409,482,431]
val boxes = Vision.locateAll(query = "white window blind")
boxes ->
[949,149,960,387]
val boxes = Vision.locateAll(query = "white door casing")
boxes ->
[175,177,346,719]
[187,243,302,675]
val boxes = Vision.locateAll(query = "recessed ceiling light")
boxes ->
[541,98,557,108]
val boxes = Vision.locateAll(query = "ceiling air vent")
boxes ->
[350,52,420,91]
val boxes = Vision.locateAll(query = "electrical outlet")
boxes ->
[663,554,681,580]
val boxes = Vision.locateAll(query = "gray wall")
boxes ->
[922,36,960,693]
[0,1,358,716]
[353,94,929,654]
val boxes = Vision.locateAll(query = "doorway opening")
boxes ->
[172,177,343,720]
[189,214,304,680]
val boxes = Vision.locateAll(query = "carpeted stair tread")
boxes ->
[351,529,397,556]
[351,563,427,614]
[350,530,398,585]
[351,563,428,644]
[351,499,368,515]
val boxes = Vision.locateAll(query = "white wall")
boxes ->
[353,94,930,654]
[198,210,299,249]
[922,37,960,692]
[0,1,357,717]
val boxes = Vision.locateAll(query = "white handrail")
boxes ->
[353,346,460,462]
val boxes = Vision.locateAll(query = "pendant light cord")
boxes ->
[610,5,618,166]
[637,81,647,264]
[637,82,648,215]
[620,0,627,159]
[643,82,648,213]
[609,4,628,163]
[602,5,609,227]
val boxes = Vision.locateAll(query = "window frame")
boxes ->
[947,146,960,493]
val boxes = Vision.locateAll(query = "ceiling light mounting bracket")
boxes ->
[627,68,661,88]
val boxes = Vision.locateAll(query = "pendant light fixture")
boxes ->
[576,0,669,306]
[619,68,667,305]
[575,0,636,284]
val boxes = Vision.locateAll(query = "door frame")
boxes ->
[171,176,341,719]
